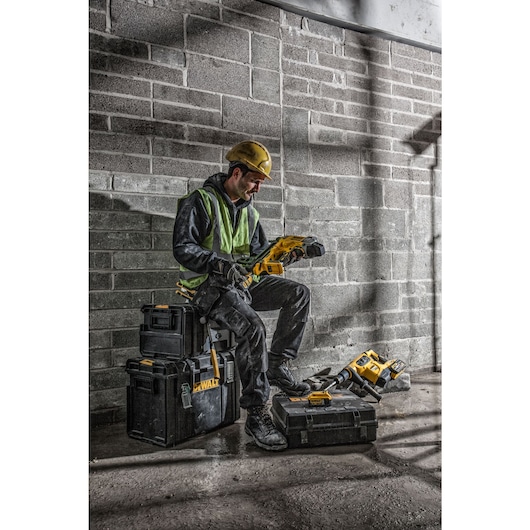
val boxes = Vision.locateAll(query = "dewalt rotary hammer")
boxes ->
[319,350,406,402]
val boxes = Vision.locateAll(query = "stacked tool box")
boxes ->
[126,303,239,447]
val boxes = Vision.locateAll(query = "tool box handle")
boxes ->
[134,376,157,394]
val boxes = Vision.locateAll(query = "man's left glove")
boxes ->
[214,259,252,289]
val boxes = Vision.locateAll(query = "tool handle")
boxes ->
[210,347,220,380]
[361,382,382,402]
[350,370,382,402]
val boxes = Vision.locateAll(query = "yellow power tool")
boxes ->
[238,235,325,277]
[321,350,406,402]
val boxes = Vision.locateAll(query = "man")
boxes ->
[172,140,311,452]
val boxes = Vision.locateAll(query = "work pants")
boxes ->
[201,275,310,409]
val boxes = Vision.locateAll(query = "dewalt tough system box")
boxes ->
[139,304,234,360]
[271,391,378,448]
[126,350,240,447]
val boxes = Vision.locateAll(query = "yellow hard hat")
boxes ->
[225,140,272,179]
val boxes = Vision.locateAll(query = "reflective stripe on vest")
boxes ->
[178,188,259,288]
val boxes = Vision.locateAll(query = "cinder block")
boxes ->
[251,34,279,70]
[113,250,177,270]
[107,55,184,85]
[89,290,152,311]
[90,132,150,155]
[89,231,151,251]
[90,113,109,131]
[89,172,112,191]
[89,349,112,370]
[89,33,149,59]
[344,251,392,282]
[111,116,185,140]
[113,174,189,197]
[89,152,150,175]
[285,186,335,209]
[90,73,151,97]
[89,10,106,32]
[311,283,361,315]
[89,211,151,231]
[90,368,128,392]
[89,251,111,270]
[222,96,281,137]
[383,180,413,210]
[154,101,221,127]
[361,209,407,239]
[187,55,249,97]
[109,192,178,216]
[392,251,435,281]
[113,271,177,290]
[360,282,400,311]
[311,143,361,176]
[111,0,184,47]
[337,177,383,208]
[90,272,112,291]
[187,16,249,62]
[89,330,111,351]
[280,27,334,54]
[112,329,138,349]
[153,84,221,110]
[89,308,140,330]
[252,68,280,104]
[151,46,185,67]
[153,233,173,250]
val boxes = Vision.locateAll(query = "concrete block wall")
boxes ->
[89,0,442,425]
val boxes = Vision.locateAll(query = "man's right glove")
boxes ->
[214,259,252,288]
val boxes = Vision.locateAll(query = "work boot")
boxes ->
[267,357,311,396]
[245,406,288,451]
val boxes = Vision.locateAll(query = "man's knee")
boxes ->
[289,282,310,312]
[295,283,310,303]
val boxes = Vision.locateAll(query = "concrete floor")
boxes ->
[89,372,441,529]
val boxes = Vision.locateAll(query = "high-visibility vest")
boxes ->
[177,187,259,289]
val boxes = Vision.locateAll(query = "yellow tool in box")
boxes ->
[287,391,333,407]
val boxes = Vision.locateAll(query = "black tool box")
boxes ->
[139,304,235,359]
[126,350,240,447]
[271,391,378,448]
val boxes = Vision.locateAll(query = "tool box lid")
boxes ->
[271,392,377,432]
[126,357,180,377]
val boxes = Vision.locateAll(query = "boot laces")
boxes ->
[252,407,275,431]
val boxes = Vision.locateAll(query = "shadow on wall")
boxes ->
[89,190,182,304]
[404,112,442,370]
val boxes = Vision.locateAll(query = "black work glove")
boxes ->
[214,259,250,288]
[284,248,304,267]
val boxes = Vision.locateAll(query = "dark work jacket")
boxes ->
[172,173,269,276]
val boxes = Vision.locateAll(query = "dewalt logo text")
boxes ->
[193,378,219,393]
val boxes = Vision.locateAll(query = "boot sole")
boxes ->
[244,426,288,451]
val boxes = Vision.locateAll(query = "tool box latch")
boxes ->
[181,383,192,409]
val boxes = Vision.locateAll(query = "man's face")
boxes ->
[226,167,267,202]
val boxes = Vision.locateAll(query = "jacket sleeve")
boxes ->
[250,219,269,256]
[172,191,221,274]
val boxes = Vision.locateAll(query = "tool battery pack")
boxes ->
[139,304,235,360]
[126,350,240,447]
[271,392,378,448]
